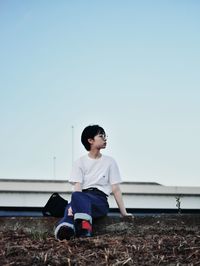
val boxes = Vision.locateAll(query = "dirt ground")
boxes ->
[1,215,200,265]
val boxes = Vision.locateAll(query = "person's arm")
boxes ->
[74,182,82,191]
[111,183,129,216]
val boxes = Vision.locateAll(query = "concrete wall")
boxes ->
[1,179,200,209]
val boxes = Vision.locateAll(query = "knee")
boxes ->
[71,191,83,201]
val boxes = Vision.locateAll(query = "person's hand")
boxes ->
[121,212,134,218]
[125,213,133,216]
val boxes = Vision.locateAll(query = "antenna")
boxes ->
[71,125,74,166]
[53,156,56,179]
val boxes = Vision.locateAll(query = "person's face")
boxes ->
[89,133,108,150]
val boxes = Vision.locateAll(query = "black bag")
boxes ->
[42,192,68,217]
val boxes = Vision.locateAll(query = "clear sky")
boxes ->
[0,0,200,186]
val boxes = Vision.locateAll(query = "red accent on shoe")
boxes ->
[82,220,92,231]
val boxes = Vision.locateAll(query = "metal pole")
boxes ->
[71,125,74,166]
[53,156,56,179]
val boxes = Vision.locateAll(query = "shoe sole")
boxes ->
[55,223,74,240]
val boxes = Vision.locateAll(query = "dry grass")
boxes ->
[1,226,200,265]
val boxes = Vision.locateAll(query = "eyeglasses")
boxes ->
[98,134,108,140]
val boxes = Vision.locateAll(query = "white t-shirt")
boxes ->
[68,154,122,196]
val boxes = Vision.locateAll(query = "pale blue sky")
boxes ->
[0,0,200,186]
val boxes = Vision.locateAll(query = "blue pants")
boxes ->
[58,190,109,230]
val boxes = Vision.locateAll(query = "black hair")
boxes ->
[81,124,106,151]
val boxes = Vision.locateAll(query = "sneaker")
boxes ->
[74,219,92,238]
[54,222,74,240]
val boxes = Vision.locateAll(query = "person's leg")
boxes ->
[90,193,109,218]
[54,203,74,240]
[55,191,91,240]
[71,191,109,237]
[55,191,109,239]
[70,191,93,237]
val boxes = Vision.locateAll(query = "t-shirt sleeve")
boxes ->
[68,159,83,184]
[109,159,122,185]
